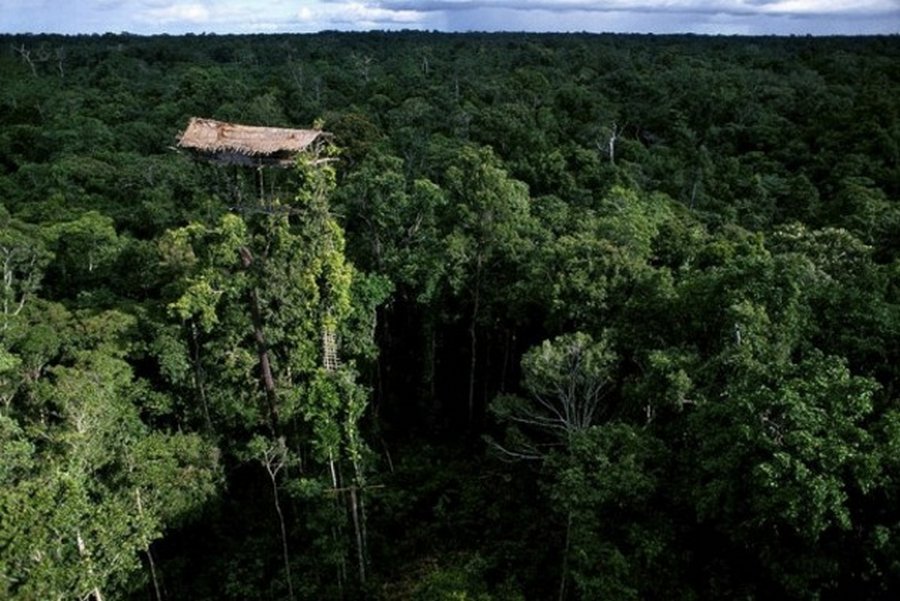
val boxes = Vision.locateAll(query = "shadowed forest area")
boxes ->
[1,31,899,600]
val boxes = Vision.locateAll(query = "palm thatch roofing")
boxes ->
[177,117,328,167]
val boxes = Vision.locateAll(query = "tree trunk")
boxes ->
[332,525,346,599]
[483,331,492,411]
[189,320,212,432]
[607,123,619,165]
[467,256,483,426]
[349,486,366,585]
[373,305,387,415]
[13,44,37,77]
[500,329,513,393]
[423,315,439,418]
[467,311,477,425]
[256,166,265,202]
[558,511,572,601]
[263,447,295,601]
[239,246,279,433]
[146,547,163,601]
[76,530,104,601]
[135,488,163,601]
[328,456,347,599]
[269,472,295,601]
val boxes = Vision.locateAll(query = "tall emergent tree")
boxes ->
[161,147,383,597]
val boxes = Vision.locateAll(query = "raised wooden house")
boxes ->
[177,117,329,168]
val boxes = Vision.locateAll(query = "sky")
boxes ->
[1,0,898,36]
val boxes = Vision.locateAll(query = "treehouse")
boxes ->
[177,117,332,204]
[177,117,329,168]
[177,117,342,375]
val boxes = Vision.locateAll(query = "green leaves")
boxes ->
[162,214,249,331]
[0,30,897,601]
[550,424,667,601]
[685,353,879,594]
[129,431,220,527]
[489,331,617,462]
[0,335,219,600]
[0,208,52,330]
[441,145,535,307]
[534,185,677,331]
[43,210,122,297]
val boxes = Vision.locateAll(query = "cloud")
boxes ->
[297,1,426,29]
[138,2,211,24]
[90,0,129,9]
[131,1,289,30]
[342,0,899,18]
[2,0,897,35]
[758,0,894,16]
[312,0,898,33]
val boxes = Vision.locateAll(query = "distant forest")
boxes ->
[1,31,899,600]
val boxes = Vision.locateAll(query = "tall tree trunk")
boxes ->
[467,256,483,426]
[270,473,295,601]
[256,165,265,202]
[500,328,512,393]
[135,489,163,601]
[425,316,438,414]
[607,122,619,165]
[239,246,279,433]
[348,457,370,587]
[146,548,163,601]
[332,525,346,599]
[328,456,347,599]
[349,486,366,585]
[483,331,492,411]
[264,444,295,601]
[467,310,477,425]
[189,320,212,432]
[76,530,104,601]
[374,306,386,414]
[558,511,572,601]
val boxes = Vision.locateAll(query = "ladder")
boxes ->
[322,328,340,372]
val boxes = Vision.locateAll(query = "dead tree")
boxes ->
[12,44,37,76]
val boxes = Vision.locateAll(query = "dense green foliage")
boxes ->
[1,31,898,600]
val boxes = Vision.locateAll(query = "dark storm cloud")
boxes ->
[331,0,899,34]
[333,0,898,19]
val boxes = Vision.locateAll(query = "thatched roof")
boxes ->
[177,117,328,167]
